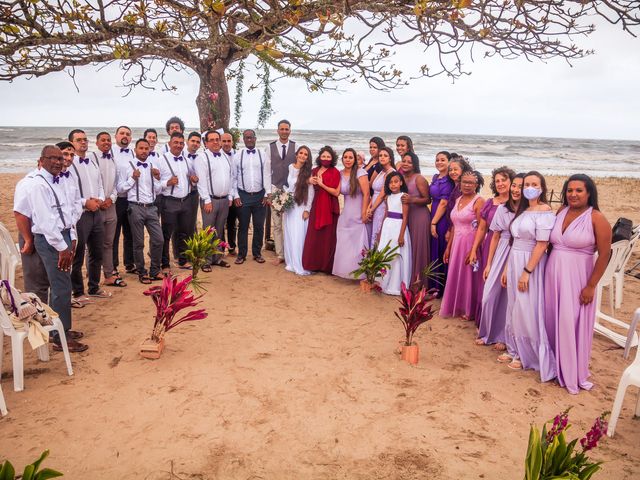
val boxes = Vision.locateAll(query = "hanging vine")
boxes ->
[233,59,245,127]
[256,63,274,128]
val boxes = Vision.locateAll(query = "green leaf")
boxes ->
[31,450,50,473]
[0,461,16,480]
[22,464,35,480]
[34,468,64,480]
[524,425,542,480]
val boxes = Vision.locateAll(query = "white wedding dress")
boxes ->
[283,164,314,275]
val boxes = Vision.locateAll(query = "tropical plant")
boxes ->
[420,259,445,287]
[143,275,208,343]
[395,281,436,346]
[524,409,609,480]
[183,227,227,291]
[0,450,63,480]
[351,242,400,285]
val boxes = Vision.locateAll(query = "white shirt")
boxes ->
[232,147,271,198]
[195,149,234,203]
[93,149,118,203]
[157,151,194,199]
[70,154,105,206]
[117,158,161,204]
[14,169,39,217]
[113,145,135,197]
[30,170,78,251]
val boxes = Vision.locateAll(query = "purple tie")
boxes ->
[149,151,156,157]
[247,149,256,154]
[79,157,89,164]
[212,152,221,157]
[102,152,112,159]
[121,148,129,153]
[52,176,60,184]
[282,144,286,160]
[137,161,148,168]
[60,171,70,178]
[174,156,183,162]
[188,153,197,160]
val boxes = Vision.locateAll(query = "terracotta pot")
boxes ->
[140,337,165,359]
[360,280,375,293]
[401,342,419,365]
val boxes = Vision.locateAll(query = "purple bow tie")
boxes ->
[102,152,112,159]
[149,151,157,157]
[137,161,148,168]
[79,157,89,164]
[212,152,221,157]
[188,153,197,159]
[120,148,129,153]
[174,156,184,162]
[52,175,61,184]
[60,171,70,178]
[246,149,256,154]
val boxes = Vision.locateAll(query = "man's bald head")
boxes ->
[40,145,64,176]
[221,132,233,154]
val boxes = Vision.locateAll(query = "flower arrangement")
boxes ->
[395,281,436,347]
[183,227,227,290]
[271,187,294,216]
[351,242,400,286]
[143,274,208,344]
[524,408,609,480]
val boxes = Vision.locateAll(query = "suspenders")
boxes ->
[162,153,178,196]
[203,151,232,199]
[36,174,67,228]
[70,156,100,199]
[239,149,264,192]
[128,161,155,202]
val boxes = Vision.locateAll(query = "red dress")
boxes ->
[302,166,340,273]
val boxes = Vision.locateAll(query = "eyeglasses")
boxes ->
[42,155,64,161]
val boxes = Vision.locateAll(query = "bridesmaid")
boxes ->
[399,151,432,288]
[445,155,473,229]
[395,135,414,158]
[499,171,556,381]
[544,174,611,394]
[363,136,385,181]
[332,148,370,279]
[301,146,341,273]
[441,171,485,320]
[476,173,524,350]
[429,151,454,294]
[468,166,515,325]
[368,146,396,245]
[283,145,314,276]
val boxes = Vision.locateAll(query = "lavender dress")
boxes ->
[429,175,454,292]
[477,205,514,345]
[332,169,370,279]
[370,169,393,245]
[544,207,597,394]
[406,175,431,288]
[440,195,482,319]
[474,200,501,325]
[505,210,556,382]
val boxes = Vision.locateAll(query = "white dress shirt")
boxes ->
[264,139,291,164]
[93,149,118,203]
[116,158,161,204]
[30,170,78,251]
[195,149,234,203]
[14,169,39,217]
[70,154,105,207]
[113,145,136,198]
[157,151,194,199]
[232,147,271,199]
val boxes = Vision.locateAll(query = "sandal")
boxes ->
[73,295,93,305]
[148,274,163,281]
[53,339,88,353]
[497,353,513,363]
[88,289,112,298]
[66,330,84,340]
[201,264,213,273]
[508,359,523,370]
[213,260,231,268]
[71,298,85,309]
[139,275,152,284]
[234,257,245,265]
[105,277,127,287]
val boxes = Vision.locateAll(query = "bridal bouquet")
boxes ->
[271,188,294,216]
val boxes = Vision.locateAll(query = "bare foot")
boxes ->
[493,342,507,352]
[474,338,485,346]
[272,258,285,266]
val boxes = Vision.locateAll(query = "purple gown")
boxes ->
[405,174,431,288]
[440,195,482,319]
[474,200,501,325]
[505,210,556,382]
[332,169,370,279]
[477,205,514,345]
[370,169,393,245]
[544,207,597,394]
[429,174,453,292]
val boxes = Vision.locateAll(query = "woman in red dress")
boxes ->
[302,146,341,273]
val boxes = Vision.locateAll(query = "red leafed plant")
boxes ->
[143,274,207,342]
[395,281,436,346]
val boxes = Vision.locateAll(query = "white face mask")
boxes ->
[523,186,542,200]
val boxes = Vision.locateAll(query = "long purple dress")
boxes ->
[474,200,501,325]
[477,205,514,345]
[440,195,482,319]
[505,210,556,382]
[544,207,596,394]
[370,169,393,245]
[405,175,431,288]
[429,174,454,292]
[332,168,370,279]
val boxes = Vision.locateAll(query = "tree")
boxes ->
[0,1,638,131]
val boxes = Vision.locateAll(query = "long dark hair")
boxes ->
[342,148,360,197]
[561,173,600,211]
[505,173,526,213]
[315,145,338,168]
[369,136,385,152]
[293,145,313,206]
[402,151,421,174]
[384,171,408,195]
[512,170,549,222]
[378,146,396,169]
[396,135,414,153]
[489,166,516,196]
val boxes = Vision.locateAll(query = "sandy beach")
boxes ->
[1,173,639,479]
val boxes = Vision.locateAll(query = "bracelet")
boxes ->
[523,267,532,274]
[431,223,437,226]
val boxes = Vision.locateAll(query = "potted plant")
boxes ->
[140,274,208,359]
[183,227,227,292]
[524,408,609,480]
[351,242,400,292]
[395,281,436,364]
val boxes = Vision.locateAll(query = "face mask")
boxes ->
[320,159,332,167]
[523,187,542,200]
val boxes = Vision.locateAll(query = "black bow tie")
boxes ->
[246,149,256,154]
[60,171,70,178]
[102,152,112,159]
[78,157,89,164]
[137,161,148,168]
[52,175,61,184]
[188,153,197,159]
[120,148,129,153]
[212,152,221,157]
[174,156,184,162]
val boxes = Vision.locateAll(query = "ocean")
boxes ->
[1,126,639,178]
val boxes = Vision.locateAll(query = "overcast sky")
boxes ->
[1,17,639,141]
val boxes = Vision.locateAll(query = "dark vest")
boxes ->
[270,140,296,188]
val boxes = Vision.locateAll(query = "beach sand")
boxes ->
[1,173,639,479]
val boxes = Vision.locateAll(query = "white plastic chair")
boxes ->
[0,380,7,416]
[614,226,639,309]
[0,294,73,392]
[608,308,640,438]
[594,240,639,358]
[0,225,20,286]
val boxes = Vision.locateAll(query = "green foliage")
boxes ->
[0,450,63,480]
[351,242,400,285]
[420,259,445,287]
[183,227,226,292]
[233,59,245,127]
[256,63,274,128]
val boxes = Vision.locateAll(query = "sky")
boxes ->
[1,15,639,141]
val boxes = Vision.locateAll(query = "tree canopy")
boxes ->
[1,1,638,130]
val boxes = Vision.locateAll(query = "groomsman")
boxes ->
[116,139,163,283]
[144,128,160,159]
[265,119,296,265]
[232,129,271,265]
[92,131,125,288]
[221,132,238,255]
[195,130,233,269]
[30,145,87,352]
[157,132,197,272]
[112,126,136,275]
[181,131,202,267]
[162,116,185,153]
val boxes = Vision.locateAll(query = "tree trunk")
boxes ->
[196,59,230,131]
